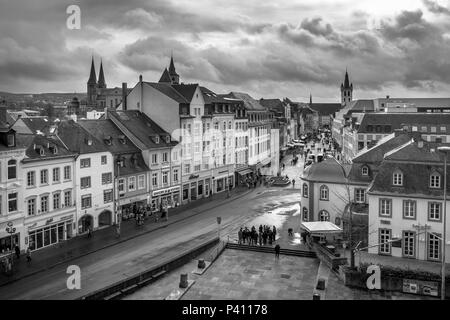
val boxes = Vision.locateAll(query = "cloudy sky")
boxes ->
[1,0,450,102]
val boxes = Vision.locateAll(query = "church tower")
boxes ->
[340,69,353,106]
[87,57,97,107]
[168,54,180,84]
[97,60,106,89]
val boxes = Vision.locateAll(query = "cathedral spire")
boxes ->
[344,68,350,88]
[168,53,180,84]
[309,93,312,105]
[88,56,97,84]
[98,59,106,88]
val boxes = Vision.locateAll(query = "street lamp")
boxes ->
[438,146,450,300]
[6,222,16,272]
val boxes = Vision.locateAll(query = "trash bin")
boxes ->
[316,278,326,290]
[179,273,188,288]
[313,293,321,300]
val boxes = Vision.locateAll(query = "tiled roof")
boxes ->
[227,92,266,111]
[17,117,51,134]
[309,103,342,116]
[159,68,172,83]
[346,100,374,114]
[145,82,188,104]
[109,110,178,149]
[172,84,199,102]
[379,98,450,109]
[199,87,231,104]
[55,120,109,154]
[357,113,450,134]
[19,134,76,162]
[301,158,352,184]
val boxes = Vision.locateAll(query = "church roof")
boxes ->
[88,57,97,84]
[159,68,172,83]
[342,70,351,88]
[169,55,178,76]
[98,60,106,88]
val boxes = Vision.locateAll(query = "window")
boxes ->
[430,173,441,188]
[379,229,392,255]
[81,195,92,209]
[184,164,191,174]
[7,159,16,180]
[27,171,36,187]
[102,172,112,185]
[319,185,329,201]
[80,158,91,168]
[53,193,60,210]
[361,166,369,176]
[379,199,392,217]
[302,183,309,198]
[428,202,442,221]
[302,207,309,221]
[28,198,36,216]
[101,155,107,165]
[403,231,415,258]
[128,176,136,191]
[8,193,17,212]
[355,189,365,203]
[152,173,158,187]
[7,134,14,147]
[52,168,60,183]
[392,170,403,186]
[40,169,48,184]
[162,171,169,185]
[41,195,49,213]
[194,164,201,172]
[151,153,158,165]
[155,136,160,144]
[64,190,72,207]
[103,190,113,203]
[162,152,168,163]
[402,200,416,219]
[319,210,330,222]
[428,233,441,261]
[80,177,91,189]
[118,178,125,194]
[173,169,179,183]
[138,175,145,189]
[64,166,71,180]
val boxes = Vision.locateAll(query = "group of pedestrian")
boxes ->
[244,174,263,189]
[238,225,277,246]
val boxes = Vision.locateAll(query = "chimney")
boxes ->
[0,105,7,124]
[122,82,127,111]
[386,95,390,99]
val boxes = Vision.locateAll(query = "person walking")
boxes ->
[273,226,277,242]
[116,223,121,238]
[14,245,20,260]
[238,228,243,245]
[87,226,92,238]
[292,179,296,188]
[26,247,32,263]
[275,244,281,259]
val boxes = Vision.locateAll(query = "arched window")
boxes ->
[361,166,369,176]
[302,183,309,198]
[392,170,403,186]
[319,185,329,200]
[8,159,17,180]
[302,207,309,221]
[430,172,441,188]
[319,210,330,222]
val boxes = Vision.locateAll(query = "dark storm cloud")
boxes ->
[423,0,450,15]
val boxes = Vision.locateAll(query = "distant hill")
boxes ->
[0,91,87,107]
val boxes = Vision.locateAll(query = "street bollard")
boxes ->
[198,259,206,269]
[179,273,188,288]
[313,293,321,300]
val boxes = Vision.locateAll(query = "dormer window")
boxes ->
[166,136,170,143]
[155,136,159,144]
[430,172,441,188]
[104,136,112,146]
[119,135,126,144]
[392,170,403,186]
[7,134,15,147]
[361,166,369,176]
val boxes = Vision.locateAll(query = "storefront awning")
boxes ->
[237,168,253,176]
[300,221,343,234]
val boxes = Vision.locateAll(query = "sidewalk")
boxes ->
[0,186,253,287]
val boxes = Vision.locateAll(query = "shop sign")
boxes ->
[60,215,73,221]
[189,174,199,180]
[46,218,54,225]
[218,170,228,174]
[152,186,180,197]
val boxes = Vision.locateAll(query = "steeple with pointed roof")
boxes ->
[340,68,353,106]
[97,59,106,89]
[168,54,179,84]
[88,56,97,85]
[309,93,312,105]
[159,68,172,84]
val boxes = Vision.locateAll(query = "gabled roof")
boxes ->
[199,86,231,104]
[345,100,374,114]
[226,92,266,111]
[309,103,342,116]
[145,82,188,104]
[108,110,178,149]
[159,68,172,83]
[16,117,50,134]
[172,84,199,102]
[55,120,109,154]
